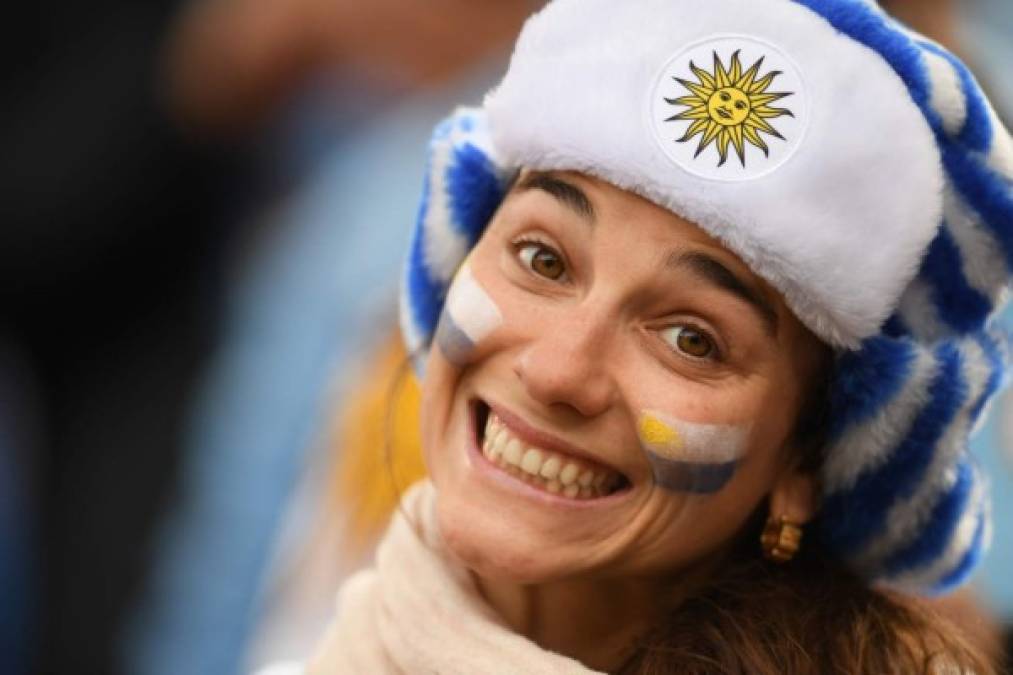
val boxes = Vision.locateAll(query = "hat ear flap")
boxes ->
[794,6,1013,594]
[819,330,1008,594]
[400,108,514,371]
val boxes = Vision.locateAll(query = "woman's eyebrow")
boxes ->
[517,172,596,223]
[666,250,779,336]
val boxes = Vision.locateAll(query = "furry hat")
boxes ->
[400,0,1013,595]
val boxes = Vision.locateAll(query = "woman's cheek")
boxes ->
[434,262,503,366]
[636,409,751,494]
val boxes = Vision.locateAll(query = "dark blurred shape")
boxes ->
[2,2,238,673]
[1005,626,1013,675]
[881,0,960,49]
[0,344,38,675]
[162,0,538,136]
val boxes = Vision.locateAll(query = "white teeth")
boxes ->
[481,412,621,500]
[539,456,561,480]
[521,448,543,475]
[559,463,580,486]
[503,438,524,466]
[488,429,505,461]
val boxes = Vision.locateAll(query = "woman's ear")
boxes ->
[769,468,819,525]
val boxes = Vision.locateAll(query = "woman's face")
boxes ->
[420,171,826,584]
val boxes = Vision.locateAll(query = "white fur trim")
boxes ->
[944,185,1009,302]
[420,115,502,287]
[822,348,936,494]
[399,274,424,355]
[986,106,1013,179]
[421,138,469,286]
[459,110,502,161]
[923,48,967,138]
[485,0,943,348]
[897,278,947,342]
[888,466,988,594]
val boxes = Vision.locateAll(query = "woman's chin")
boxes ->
[435,488,580,585]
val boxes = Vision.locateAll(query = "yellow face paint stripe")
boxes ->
[637,414,682,448]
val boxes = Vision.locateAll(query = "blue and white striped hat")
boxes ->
[400,0,1013,595]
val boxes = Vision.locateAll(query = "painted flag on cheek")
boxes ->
[435,263,503,366]
[637,410,749,494]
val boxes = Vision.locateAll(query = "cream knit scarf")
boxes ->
[306,480,604,675]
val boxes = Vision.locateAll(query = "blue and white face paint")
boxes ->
[637,410,750,494]
[434,263,503,366]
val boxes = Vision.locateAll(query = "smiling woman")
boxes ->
[292,0,1013,673]
[422,171,827,596]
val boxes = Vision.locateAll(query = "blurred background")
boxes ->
[2,1,1011,673]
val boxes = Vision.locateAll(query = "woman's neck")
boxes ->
[473,565,712,672]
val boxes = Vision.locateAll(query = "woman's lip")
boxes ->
[481,400,627,479]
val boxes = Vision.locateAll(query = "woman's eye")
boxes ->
[518,243,566,280]
[660,325,716,360]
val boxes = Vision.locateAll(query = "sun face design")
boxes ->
[665,50,794,167]
[708,87,751,126]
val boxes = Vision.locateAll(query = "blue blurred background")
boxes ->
[2,1,1011,673]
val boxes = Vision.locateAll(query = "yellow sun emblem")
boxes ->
[666,50,794,167]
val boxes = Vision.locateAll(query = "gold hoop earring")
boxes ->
[761,515,802,563]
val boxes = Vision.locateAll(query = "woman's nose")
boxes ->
[513,310,618,418]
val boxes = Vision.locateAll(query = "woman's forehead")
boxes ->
[506,169,783,307]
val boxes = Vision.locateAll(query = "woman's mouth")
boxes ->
[474,402,629,500]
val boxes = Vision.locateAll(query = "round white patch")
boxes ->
[649,35,809,181]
